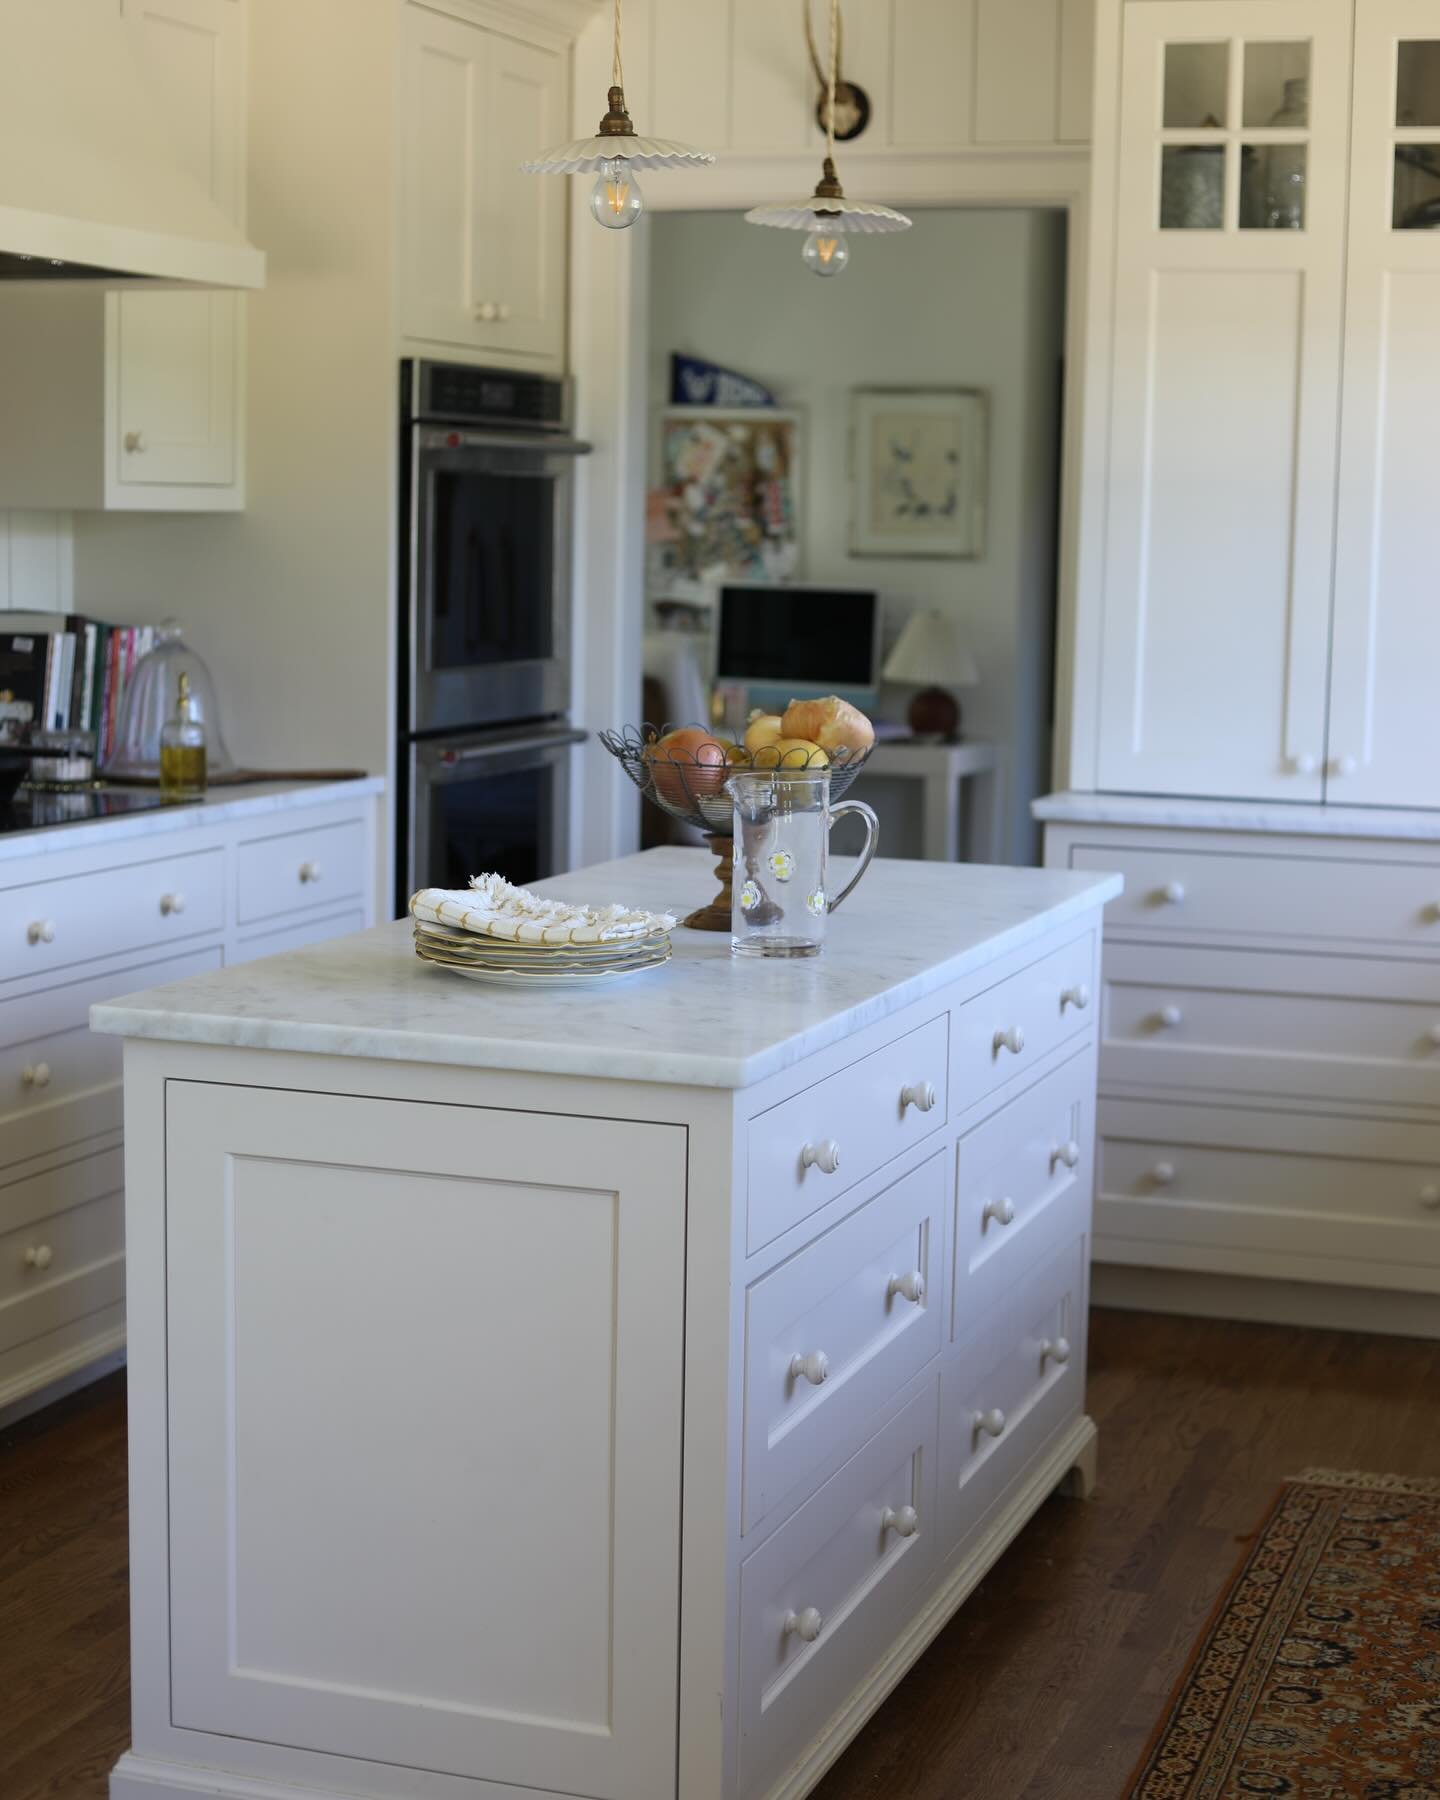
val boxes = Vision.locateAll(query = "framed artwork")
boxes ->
[647,408,803,588]
[848,388,988,560]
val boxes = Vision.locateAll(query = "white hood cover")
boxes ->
[0,0,263,289]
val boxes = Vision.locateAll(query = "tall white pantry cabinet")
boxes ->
[1047,0,1440,1331]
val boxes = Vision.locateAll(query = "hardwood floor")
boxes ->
[4,1309,1440,1800]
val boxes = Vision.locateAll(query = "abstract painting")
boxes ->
[849,388,988,559]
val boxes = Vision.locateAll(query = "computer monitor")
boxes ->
[715,582,880,713]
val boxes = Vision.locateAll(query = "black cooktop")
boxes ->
[0,787,173,834]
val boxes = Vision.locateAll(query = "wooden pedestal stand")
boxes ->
[683,834,734,932]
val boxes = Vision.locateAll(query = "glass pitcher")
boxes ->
[727,769,879,958]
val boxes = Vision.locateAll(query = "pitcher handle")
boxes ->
[826,800,879,913]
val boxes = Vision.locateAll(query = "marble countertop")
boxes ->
[92,847,1122,1090]
[0,776,384,862]
[1033,790,1440,841]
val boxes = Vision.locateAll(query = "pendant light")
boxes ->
[522,0,714,230]
[745,0,910,274]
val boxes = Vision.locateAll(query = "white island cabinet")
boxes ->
[94,847,1120,1800]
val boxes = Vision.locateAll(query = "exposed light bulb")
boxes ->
[590,158,644,230]
[802,229,849,276]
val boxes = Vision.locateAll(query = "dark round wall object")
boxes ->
[817,80,871,142]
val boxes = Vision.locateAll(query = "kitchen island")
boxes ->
[94,846,1121,1800]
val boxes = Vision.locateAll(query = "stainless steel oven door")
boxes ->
[406,725,585,903]
[407,427,589,735]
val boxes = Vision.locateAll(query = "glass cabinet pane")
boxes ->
[1240,143,1307,228]
[1242,42,1310,127]
[1397,40,1440,125]
[1160,146,1225,227]
[1394,145,1440,229]
[1164,42,1229,128]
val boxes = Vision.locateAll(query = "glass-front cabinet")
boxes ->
[1089,0,1440,807]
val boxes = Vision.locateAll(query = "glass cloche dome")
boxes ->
[103,620,234,781]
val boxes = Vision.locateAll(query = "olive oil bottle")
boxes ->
[159,671,208,801]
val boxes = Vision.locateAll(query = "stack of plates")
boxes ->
[413,919,671,985]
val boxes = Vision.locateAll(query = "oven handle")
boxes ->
[416,429,593,456]
[420,728,588,769]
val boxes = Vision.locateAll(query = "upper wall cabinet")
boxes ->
[1076,0,1437,809]
[400,1,570,370]
[635,0,1095,153]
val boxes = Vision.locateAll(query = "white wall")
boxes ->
[646,207,1066,864]
[0,512,73,612]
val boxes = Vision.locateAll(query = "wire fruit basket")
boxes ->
[599,723,873,931]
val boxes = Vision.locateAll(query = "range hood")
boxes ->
[0,0,264,290]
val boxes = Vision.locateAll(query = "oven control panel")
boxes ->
[407,360,569,432]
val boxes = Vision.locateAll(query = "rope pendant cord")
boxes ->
[825,0,838,163]
[613,0,624,93]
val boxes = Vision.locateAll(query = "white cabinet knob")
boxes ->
[123,430,146,454]
[789,1350,830,1387]
[783,1606,824,1643]
[1330,755,1357,777]
[21,1062,51,1089]
[887,1270,925,1305]
[1151,1160,1177,1187]
[972,1407,1006,1443]
[26,920,55,945]
[1290,752,1318,775]
[497,302,512,322]
[993,1025,1025,1057]
[299,860,322,884]
[475,300,500,322]
[882,1504,919,1539]
[1050,1139,1081,1172]
[24,1244,53,1271]
[1427,1025,1440,1048]
[1040,1336,1072,1367]
[1160,881,1186,906]
[159,891,185,916]
[1420,1184,1440,1211]
[1158,1004,1183,1029]
[801,1138,841,1175]
[982,1196,1016,1229]
[1060,983,1091,1012]
[900,1080,937,1114]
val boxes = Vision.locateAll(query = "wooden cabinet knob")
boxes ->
[1158,1004,1183,1029]
[972,1407,1006,1443]
[993,1025,1025,1057]
[783,1606,824,1643]
[1050,1139,1081,1172]
[1060,983,1090,1012]
[299,860,322,884]
[1420,1184,1440,1211]
[801,1139,841,1175]
[882,1505,919,1539]
[21,1062,50,1089]
[124,430,146,454]
[900,1080,937,1114]
[26,920,55,945]
[788,1350,830,1387]
[1151,1160,1177,1187]
[24,1244,53,1271]
[982,1196,1016,1229]
[887,1270,925,1305]
[160,892,185,916]
[1040,1336,1071,1367]
[1160,881,1186,905]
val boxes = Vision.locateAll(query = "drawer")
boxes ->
[0,847,223,984]
[234,907,367,966]
[939,1235,1084,1558]
[0,1186,124,1339]
[950,929,1096,1115]
[742,1149,946,1535]
[1101,942,1440,1109]
[0,1142,125,1236]
[236,816,366,927]
[738,1379,939,1800]
[747,1015,949,1254]
[1069,839,1440,951]
[0,1022,118,1128]
[953,1050,1092,1339]
[1097,1097,1440,1280]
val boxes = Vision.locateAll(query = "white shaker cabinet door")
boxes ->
[1093,0,1350,801]
[164,1082,685,1800]
[1326,2,1440,808]
[400,3,568,367]
[109,0,243,504]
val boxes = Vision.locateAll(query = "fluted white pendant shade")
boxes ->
[883,611,980,688]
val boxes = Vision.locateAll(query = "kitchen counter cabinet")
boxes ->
[97,848,1119,1800]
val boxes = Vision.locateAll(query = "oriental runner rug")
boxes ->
[1126,1468,1440,1798]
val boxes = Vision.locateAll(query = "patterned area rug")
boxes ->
[1127,1469,1440,1798]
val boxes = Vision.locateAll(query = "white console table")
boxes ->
[870,740,1002,865]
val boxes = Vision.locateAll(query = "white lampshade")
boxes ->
[882,611,980,688]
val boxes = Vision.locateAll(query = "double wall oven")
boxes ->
[397,361,589,911]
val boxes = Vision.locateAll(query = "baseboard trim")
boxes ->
[0,1326,126,1428]
[1092,1264,1440,1339]
[112,1753,368,1800]
[763,1414,1098,1800]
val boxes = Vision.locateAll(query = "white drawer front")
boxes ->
[0,1186,124,1336]
[1098,1098,1440,1276]
[743,1150,946,1535]
[939,1235,1084,1558]
[950,930,1096,1115]
[953,1052,1092,1339]
[1101,942,1440,1108]
[236,816,366,927]
[0,1142,125,1237]
[0,1021,118,1128]
[1070,840,1440,950]
[0,847,223,983]
[738,1379,939,1800]
[234,907,368,966]
[747,1016,949,1255]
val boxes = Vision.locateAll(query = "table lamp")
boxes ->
[882,610,980,740]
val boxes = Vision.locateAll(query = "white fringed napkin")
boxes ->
[410,872,675,945]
